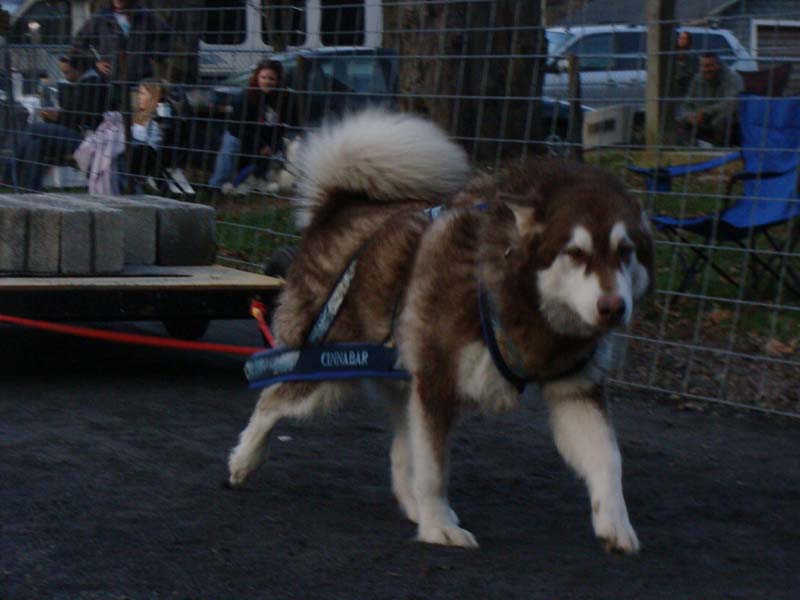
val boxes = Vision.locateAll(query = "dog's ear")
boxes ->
[499,187,544,238]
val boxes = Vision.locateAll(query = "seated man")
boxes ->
[677,52,743,147]
[13,50,110,191]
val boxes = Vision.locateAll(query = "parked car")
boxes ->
[544,24,758,110]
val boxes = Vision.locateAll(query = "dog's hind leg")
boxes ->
[543,381,640,554]
[408,379,477,548]
[228,381,351,487]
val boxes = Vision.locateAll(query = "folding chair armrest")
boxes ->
[627,151,741,192]
[728,169,792,183]
[724,167,796,201]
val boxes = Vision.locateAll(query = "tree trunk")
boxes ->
[383,0,545,164]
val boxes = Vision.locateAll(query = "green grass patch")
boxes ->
[212,196,298,269]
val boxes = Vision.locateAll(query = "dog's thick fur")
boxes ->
[228,109,654,552]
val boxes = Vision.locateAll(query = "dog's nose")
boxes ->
[597,294,626,326]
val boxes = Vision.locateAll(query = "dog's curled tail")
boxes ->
[295,109,470,220]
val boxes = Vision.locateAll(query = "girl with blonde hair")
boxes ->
[128,78,168,191]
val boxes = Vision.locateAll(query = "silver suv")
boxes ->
[544,25,757,109]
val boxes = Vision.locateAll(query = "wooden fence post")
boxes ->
[645,0,677,147]
[566,53,584,162]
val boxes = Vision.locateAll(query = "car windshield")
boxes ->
[546,30,574,55]
[311,56,390,94]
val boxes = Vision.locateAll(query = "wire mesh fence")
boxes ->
[0,0,798,415]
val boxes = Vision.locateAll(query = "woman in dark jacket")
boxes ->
[208,60,286,194]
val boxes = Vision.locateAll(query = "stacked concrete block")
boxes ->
[74,195,158,265]
[0,195,95,274]
[0,199,29,272]
[8,194,124,274]
[0,193,217,275]
[22,205,61,273]
[133,195,217,266]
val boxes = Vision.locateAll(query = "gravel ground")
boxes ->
[1,320,798,599]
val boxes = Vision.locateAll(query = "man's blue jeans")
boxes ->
[16,122,84,191]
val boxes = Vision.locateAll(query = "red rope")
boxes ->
[249,300,276,348]
[0,313,264,356]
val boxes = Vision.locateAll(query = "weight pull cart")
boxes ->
[0,265,282,341]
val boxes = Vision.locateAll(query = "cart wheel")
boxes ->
[263,245,298,279]
[163,318,211,340]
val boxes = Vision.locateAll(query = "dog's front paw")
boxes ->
[228,449,258,487]
[417,523,479,549]
[592,502,640,554]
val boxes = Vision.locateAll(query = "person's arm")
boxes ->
[56,75,110,131]
[682,76,700,116]
[74,16,114,78]
[143,10,174,74]
[697,69,744,125]
[227,94,248,139]
[146,118,163,150]
[73,16,96,52]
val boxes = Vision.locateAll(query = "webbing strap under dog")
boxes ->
[245,344,409,389]
[245,240,403,388]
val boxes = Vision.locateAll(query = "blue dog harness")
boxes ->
[245,205,453,389]
[244,204,596,390]
[244,252,407,389]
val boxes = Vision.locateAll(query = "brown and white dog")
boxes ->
[227,110,654,552]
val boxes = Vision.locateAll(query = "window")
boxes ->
[201,0,246,45]
[309,56,389,93]
[262,0,306,48]
[320,0,364,46]
[693,33,733,53]
[691,33,738,64]
[9,0,71,45]
[546,30,574,56]
[613,31,645,70]
[569,33,613,71]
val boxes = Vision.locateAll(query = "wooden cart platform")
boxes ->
[0,265,282,339]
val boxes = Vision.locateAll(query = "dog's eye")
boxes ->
[618,243,634,262]
[565,248,587,262]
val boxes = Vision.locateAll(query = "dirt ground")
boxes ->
[1,320,799,600]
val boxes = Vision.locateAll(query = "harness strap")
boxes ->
[245,343,408,389]
[478,283,598,392]
[307,257,359,345]
[478,285,529,393]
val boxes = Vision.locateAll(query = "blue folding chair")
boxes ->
[629,94,800,294]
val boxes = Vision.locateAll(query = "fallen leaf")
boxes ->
[708,308,733,324]
[763,338,796,357]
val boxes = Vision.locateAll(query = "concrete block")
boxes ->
[74,194,157,265]
[0,197,65,274]
[5,194,92,274]
[0,199,28,272]
[135,195,217,266]
[25,206,61,274]
[90,208,125,273]
[11,194,124,274]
